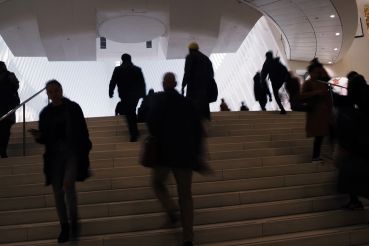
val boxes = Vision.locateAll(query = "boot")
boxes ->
[70,221,80,241]
[57,223,69,243]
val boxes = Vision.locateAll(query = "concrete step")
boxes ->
[0,194,350,228]
[0,170,337,199]
[4,225,368,246]
[0,208,365,244]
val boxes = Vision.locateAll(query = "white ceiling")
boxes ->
[0,0,358,63]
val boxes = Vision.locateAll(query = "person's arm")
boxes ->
[182,56,192,95]
[109,68,118,98]
[138,68,146,98]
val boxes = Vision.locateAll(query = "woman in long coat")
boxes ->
[300,59,333,162]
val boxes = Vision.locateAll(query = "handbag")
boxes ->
[140,135,159,167]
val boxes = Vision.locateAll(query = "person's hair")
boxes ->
[163,72,177,91]
[46,79,62,89]
[346,71,359,81]
[266,51,273,59]
[121,53,132,63]
[0,61,6,70]
[307,58,323,74]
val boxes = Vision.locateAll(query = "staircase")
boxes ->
[1,111,368,246]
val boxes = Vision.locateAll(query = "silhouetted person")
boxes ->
[0,61,20,158]
[220,98,230,111]
[261,51,288,114]
[30,80,92,243]
[285,71,306,111]
[182,42,214,120]
[147,72,206,246]
[253,71,272,111]
[335,74,369,210]
[115,101,124,116]
[240,101,249,111]
[137,88,155,122]
[301,58,333,162]
[109,53,146,142]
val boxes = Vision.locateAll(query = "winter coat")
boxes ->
[300,79,333,137]
[146,89,204,169]
[37,98,92,185]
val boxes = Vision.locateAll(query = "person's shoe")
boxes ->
[57,223,69,243]
[311,157,324,164]
[0,151,8,158]
[342,201,364,210]
[280,110,287,115]
[163,209,179,228]
[70,221,80,241]
[183,241,193,246]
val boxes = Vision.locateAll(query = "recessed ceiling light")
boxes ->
[330,14,335,18]
[335,32,340,36]
[328,61,333,64]
[334,48,338,51]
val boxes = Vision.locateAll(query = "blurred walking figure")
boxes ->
[0,61,20,158]
[240,101,249,111]
[109,53,146,142]
[30,80,92,243]
[335,74,369,210]
[261,51,288,114]
[300,58,333,162]
[182,42,215,120]
[147,72,206,246]
[253,71,272,111]
[220,98,230,111]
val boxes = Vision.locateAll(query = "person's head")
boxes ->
[188,42,199,52]
[121,53,132,63]
[148,89,155,95]
[221,98,225,103]
[162,72,177,91]
[241,101,245,106]
[46,80,63,105]
[307,58,324,80]
[346,71,359,81]
[0,61,7,73]
[266,51,273,59]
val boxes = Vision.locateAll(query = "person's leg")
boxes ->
[51,168,69,243]
[312,136,324,160]
[64,156,79,240]
[0,120,12,158]
[173,168,194,243]
[151,167,178,223]
[259,99,267,111]
[123,99,139,141]
[272,84,286,113]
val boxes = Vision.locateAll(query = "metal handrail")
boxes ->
[0,87,46,156]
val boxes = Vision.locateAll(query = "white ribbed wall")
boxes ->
[0,16,288,122]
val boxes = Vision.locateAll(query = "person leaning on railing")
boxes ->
[0,61,20,158]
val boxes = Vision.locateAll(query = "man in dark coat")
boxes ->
[109,53,146,142]
[253,71,272,111]
[261,51,288,114]
[147,72,205,246]
[30,80,92,243]
[0,61,20,158]
[182,42,214,120]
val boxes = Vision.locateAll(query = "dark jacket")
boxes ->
[147,89,204,169]
[37,98,92,185]
[182,50,214,99]
[261,57,288,89]
[109,62,146,101]
[0,71,20,123]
